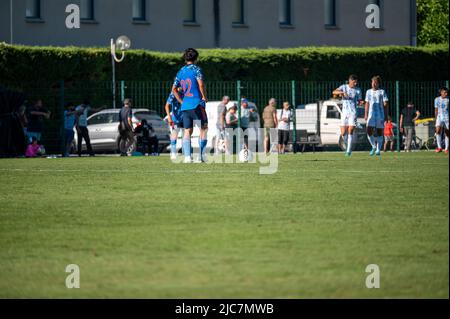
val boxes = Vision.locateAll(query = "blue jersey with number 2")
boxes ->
[173,64,204,111]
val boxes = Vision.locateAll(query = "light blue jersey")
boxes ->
[64,110,76,130]
[365,89,389,120]
[166,92,184,124]
[338,84,362,114]
[173,64,204,111]
[434,96,449,121]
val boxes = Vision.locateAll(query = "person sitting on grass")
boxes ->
[383,116,395,152]
[25,137,42,158]
[135,119,159,156]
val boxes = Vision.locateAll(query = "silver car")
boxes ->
[73,108,170,153]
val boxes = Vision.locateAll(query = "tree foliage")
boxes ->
[417,0,449,45]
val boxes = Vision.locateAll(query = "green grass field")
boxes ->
[0,152,448,298]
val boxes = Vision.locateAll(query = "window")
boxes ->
[183,0,196,23]
[80,0,94,20]
[324,0,336,27]
[133,0,146,21]
[90,113,117,125]
[26,0,40,19]
[279,0,291,25]
[327,105,340,119]
[88,113,111,126]
[232,0,245,25]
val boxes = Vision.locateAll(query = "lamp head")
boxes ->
[115,36,131,51]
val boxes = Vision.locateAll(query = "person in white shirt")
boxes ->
[332,74,363,157]
[277,102,292,154]
[365,76,389,157]
[434,87,449,154]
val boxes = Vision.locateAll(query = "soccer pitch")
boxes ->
[0,152,448,298]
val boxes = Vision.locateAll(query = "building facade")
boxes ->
[0,0,417,51]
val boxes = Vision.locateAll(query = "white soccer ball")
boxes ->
[217,139,226,153]
[238,149,253,163]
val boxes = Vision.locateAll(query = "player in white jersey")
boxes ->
[365,76,389,156]
[333,74,363,157]
[434,87,449,154]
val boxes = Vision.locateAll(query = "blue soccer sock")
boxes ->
[367,134,376,149]
[200,139,208,156]
[183,139,191,158]
[170,140,177,154]
[376,136,383,152]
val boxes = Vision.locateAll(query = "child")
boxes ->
[384,116,395,152]
[25,137,42,158]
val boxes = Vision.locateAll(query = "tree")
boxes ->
[417,0,449,46]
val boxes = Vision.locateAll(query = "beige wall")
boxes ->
[0,0,415,51]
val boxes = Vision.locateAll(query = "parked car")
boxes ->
[74,108,170,153]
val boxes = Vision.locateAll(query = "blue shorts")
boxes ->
[182,105,208,129]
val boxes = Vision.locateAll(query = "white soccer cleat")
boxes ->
[194,154,207,163]
[183,157,192,163]
[170,153,177,160]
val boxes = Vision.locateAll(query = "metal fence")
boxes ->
[2,80,448,154]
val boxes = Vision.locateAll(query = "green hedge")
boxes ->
[0,43,448,83]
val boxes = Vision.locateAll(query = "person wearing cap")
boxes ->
[118,98,135,156]
[400,101,420,152]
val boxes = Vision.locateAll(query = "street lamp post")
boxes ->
[110,36,131,108]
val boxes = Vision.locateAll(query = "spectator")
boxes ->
[118,98,135,156]
[240,99,258,149]
[25,137,43,158]
[383,116,395,152]
[277,102,292,154]
[225,103,239,154]
[400,101,420,152]
[75,99,102,157]
[135,119,159,156]
[17,102,28,137]
[27,99,50,143]
[216,96,230,153]
[63,102,76,157]
[217,96,230,132]
[262,98,278,154]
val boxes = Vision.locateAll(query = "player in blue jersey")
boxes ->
[434,87,449,154]
[164,86,184,160]
[333,74,363,157]
[172,48,209,163]
[365,76,389,157]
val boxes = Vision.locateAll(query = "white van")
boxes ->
[277,99,368,150]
